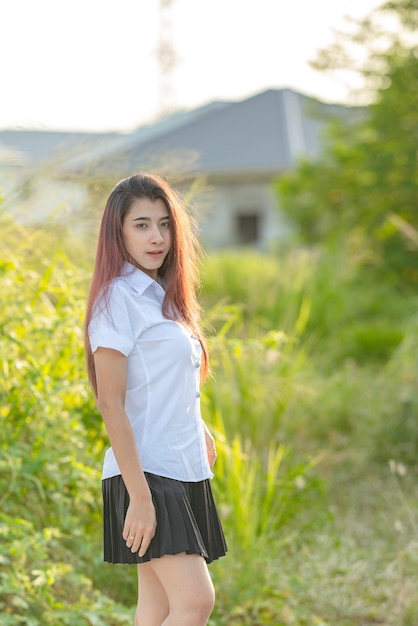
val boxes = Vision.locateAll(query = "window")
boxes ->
[236,213,260,245]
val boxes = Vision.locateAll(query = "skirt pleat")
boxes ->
[102,473,227,565]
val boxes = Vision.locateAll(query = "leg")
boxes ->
[149,552,215,626]
[135,562,169,626]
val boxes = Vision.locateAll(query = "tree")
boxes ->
[275,0,418,286]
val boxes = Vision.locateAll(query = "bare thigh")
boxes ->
[135,562,169,626]
[149,552,215,624]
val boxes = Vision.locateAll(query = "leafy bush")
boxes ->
[1,210,417,624]
[0,513,134,626]
[0,213,319,622]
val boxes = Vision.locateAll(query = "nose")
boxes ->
[150,225,164,243]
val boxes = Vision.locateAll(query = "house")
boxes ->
[0,130,123,222]
[0,88,354,249]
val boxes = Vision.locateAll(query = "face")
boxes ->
[122,197,172,280]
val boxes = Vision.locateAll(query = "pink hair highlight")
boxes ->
[84,173,208,396]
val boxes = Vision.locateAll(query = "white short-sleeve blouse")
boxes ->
[88,263,213,482]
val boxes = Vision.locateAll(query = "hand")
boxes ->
[123,498,157,557]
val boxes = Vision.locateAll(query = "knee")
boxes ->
[173,583,215,625]
[199,582,216,618]
[192,582,215,623]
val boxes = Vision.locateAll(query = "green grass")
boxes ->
[1,209,417,624]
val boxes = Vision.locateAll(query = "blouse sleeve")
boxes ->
[88,283,143,357]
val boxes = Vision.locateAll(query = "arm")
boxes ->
[202,420,217,469]
[94,346,156,556]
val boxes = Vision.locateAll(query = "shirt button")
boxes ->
[195,391,201,398]
[194,360,200,368]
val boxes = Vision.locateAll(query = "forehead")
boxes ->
[126,197,169,218]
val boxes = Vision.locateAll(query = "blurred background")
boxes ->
[0,0,383,131]
[0,1,417,624]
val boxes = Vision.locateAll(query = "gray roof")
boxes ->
[87,88,354,177]
[0,88,356,176]
[0,129,121,167]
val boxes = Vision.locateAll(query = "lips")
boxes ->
[146,250,164,257]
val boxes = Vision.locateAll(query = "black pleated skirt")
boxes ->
[102,473,227,564]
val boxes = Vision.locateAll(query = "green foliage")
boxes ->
[0,214,132,623]
[201,248,413,369]
[1,206,417,624]
[0,214,319,623]
[0,514,133,625]
[210,414,321,549]
[275,1,418,286]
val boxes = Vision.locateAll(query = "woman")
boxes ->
[84,173,227,626]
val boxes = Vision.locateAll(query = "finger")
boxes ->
[138,530,154,557]
[130,525,155,554]
[131,535,143,553]
[122,524,131,542]
[124,531,136,549]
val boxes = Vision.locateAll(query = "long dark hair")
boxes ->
[84,172,208,396]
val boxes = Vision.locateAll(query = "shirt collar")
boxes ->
[120,262,165,298]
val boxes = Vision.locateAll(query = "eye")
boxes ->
[161,220,170,228]
[136,222,147,229]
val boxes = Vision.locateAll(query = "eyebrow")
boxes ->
[131,215,170,222]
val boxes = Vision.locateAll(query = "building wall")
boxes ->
[195,179,291,251]
[2,163,290,252]
[1,172,88,225]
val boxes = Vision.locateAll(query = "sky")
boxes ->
[0,0,383,133]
